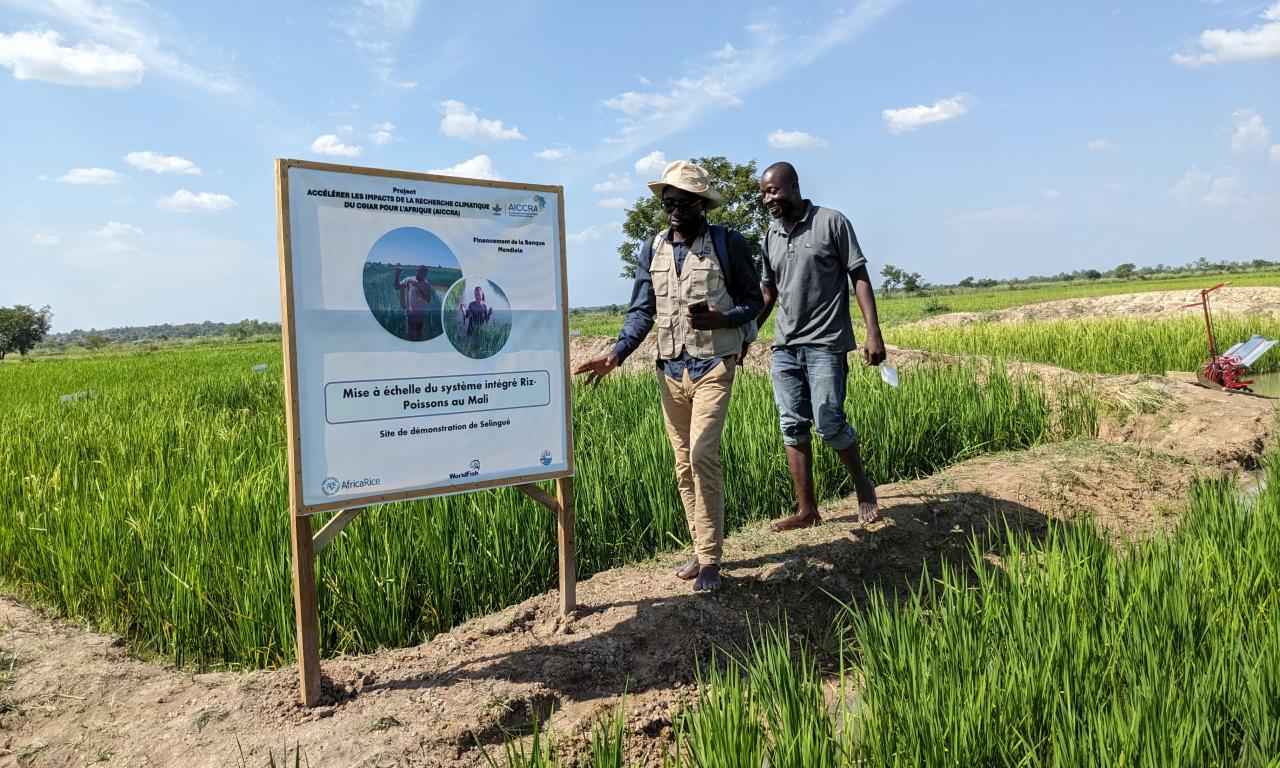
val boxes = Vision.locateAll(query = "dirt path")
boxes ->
[1,364,1275,767]
[901,286,1280,329]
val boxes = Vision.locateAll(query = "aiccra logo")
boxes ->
[505,195,545,219]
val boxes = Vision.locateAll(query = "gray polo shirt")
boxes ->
[760,202,867,352]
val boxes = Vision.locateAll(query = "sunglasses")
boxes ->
[660,198,702,213]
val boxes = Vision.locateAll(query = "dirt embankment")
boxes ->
[902,286,1280,330]
[2,346,1277,767]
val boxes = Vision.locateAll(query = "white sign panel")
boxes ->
[278,160,571,512]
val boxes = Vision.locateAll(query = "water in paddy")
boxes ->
[1247,371,1280,398]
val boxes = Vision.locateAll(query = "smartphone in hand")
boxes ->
[688,300,709,314]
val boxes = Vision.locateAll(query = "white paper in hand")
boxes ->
[879,363,899,388]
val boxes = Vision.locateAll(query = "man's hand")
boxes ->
[687,307,731,330]
[573,351,620,386]
[862,330,886,366]
[735,341,751,366]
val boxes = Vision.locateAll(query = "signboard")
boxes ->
[276,159,573,514]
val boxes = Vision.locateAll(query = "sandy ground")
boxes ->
[901,286,1280,329]
[4,295,1279,767]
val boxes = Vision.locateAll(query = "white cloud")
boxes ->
[882,93,974,134]
[535,146,570,160]
[1271,144,1280,164]
[1230,109,1270,154]
[335,0,421,87]
[767,129,829,149]
[368,122,397,146]
[595,2,903,161]
[1039,187,1062,200]
[92,221,143,239]
[438,100,524,143]
[1087,138,1116,151]
[1168,166,1261,209]
[597,197,627,209]
[1172,1,1280,66]
[0,29,143,87]
[3,0,240,93]
[32,233,59,246]
[157,189,238,213]
[58,167,121,185]
[568,221,620,244]
[634,150,668,175]
[124,151,201,174]
[592,173,632,193]
[710,42,737,60]
[429,155,502,180]
[311,134,363,157]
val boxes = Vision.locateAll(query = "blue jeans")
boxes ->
[770,346,857,450]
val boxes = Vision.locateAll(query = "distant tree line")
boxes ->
[878,256,1279,299]
[40,318,281,351]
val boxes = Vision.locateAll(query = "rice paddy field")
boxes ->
[4,276,1280,765]
[0,343,1093,668]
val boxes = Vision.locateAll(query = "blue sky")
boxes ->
[2,0,1278,332]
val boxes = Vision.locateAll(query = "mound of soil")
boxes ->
[1,361,1275,767]
[904,286,1280,329]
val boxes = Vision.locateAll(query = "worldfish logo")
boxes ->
[449,459,481,479]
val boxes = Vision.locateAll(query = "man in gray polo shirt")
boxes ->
[756,161,885,530]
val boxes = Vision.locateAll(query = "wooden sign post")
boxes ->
[276,159,575,707]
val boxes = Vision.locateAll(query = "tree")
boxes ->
[1112,262,1136,280]
[617,156,770,279]
[900,271,925,294]
[0,304,52,360]
[879,264,905,296]
[81,334,109,351]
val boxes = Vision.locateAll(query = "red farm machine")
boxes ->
[1182,282,1277,394]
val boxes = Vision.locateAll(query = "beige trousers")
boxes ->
[657,359,736,565]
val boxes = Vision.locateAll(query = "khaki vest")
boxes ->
[651,232,744,360]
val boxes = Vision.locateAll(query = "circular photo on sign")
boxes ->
[362,227,463,342]
[443,278,512,359]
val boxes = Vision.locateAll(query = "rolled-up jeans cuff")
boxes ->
[824,428,857,451]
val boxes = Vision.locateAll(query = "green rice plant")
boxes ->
[0,344,1098,668]
[590,697,629,768]
[481,716,560,768]
[845,458,1280,766]
[889,313,1280,375]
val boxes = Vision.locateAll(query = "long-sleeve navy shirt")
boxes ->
[613,223,764,382]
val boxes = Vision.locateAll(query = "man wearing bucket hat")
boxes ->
[756,161,885,530]
[574,160,763,592]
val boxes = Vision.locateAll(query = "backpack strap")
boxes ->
[709,224,733,289]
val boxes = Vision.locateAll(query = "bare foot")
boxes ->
[674,556,699,580]
[693,564,721,592]
[856,484,880,524]
[770,510,822,532]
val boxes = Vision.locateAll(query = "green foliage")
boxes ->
[618,156,769,279]
[0,345,1096,668]
[848,462,1280,765]
[0,304,52,359]
[889,314,1280,375]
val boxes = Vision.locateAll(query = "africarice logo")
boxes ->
[320,475,382,496]
[449,459,481,479]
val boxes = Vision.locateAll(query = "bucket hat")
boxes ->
[646,160,722,209]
